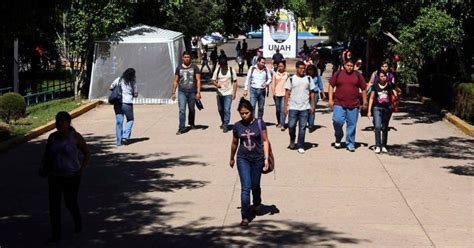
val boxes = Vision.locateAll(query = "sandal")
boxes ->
[240,219,249,227]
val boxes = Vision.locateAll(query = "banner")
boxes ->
[263,9,297,59]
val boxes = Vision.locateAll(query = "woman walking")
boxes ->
[306,65,325,133]
[110,68,138,146]
[40,111,90,243]
[230,98,270,226]
[271,61,289,131]
[368,71,398,153]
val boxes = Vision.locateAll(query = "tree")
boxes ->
[54,0,129,98]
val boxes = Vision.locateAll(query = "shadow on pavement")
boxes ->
[388,136,474,160]
[443,163,474,176]
[392,100,443,125]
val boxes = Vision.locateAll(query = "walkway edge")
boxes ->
[0,100,104,152]
[420,96,474,137]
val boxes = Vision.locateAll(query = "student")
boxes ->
[229,98,270,226]
[328,59,368,152]
[271,61,289,131]
[368,71,398,153]
[284,61,316,154]
[306,65,325,133]
[110,68,138,145]
[171,51,202,135]
[40,112,90,243]
[212,57,238,132]
[243,56,272,118]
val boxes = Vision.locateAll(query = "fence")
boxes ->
[0,87,13,95]
[24,80,74,106]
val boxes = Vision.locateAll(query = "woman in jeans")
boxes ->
[306,65,325,133]
[271,61,289,131]
[110,68,138,146]
[230,98,270,226]
[40,112,90,243]
[368,71,398,153]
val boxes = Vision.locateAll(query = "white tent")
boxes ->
[89,25,185,104]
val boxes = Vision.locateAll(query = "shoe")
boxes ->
[219,125,223,130]
[347,146,355,152]
[374,147,381,153]
[281,127,286,131]
[240,219,249,227]
[223,126,229,133]
[289,141,296,149]
[334,142,342,149]
[176,129,184,135]
[298,148,305,154]
[381,147,388,153]
[190,125,197,130]
[251,204,261,214]
[122,138,130,145]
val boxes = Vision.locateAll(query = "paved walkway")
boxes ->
[0,69,473,247]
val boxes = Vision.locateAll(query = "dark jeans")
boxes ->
[373,106,392,147]
[308,94,320,128]
[274,96,286,126]
[237,157,263,220]
[217,95,232,127]
[114,103,134,145]
[178,91,196,130]
[48,173,82,238]
[249,87,266,119]
[288,109,309,149]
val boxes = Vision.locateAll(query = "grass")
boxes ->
[0,97,83,141]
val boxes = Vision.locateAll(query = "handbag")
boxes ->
[257,119,274,174]
[195,99,204,110]
[108,79,123,104]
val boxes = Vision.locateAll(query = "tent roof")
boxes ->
[109,25,184,43]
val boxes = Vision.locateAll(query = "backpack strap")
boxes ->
[230,66,234,83]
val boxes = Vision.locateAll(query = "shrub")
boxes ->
[454,83,474,124]
[0,93,26,124]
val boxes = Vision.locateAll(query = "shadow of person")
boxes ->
[303,142,318,150]
[254,204,280,216]
[128,137,150,145]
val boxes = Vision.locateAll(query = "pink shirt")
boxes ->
[273,71,289,96]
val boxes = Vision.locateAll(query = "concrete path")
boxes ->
[0,70,473,247]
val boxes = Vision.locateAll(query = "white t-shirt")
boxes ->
[284,75,315,110]
[212,66,237,96]
[110,77,137,104]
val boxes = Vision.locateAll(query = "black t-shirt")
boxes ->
[373,82,393,108]
[233,119,266,162]
[175,64,200,93]
[272,53,284,64]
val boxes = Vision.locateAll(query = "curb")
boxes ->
[0,100,104,152]
[419,96,474,137]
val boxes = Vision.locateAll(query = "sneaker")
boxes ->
[298,148,305,154]
[176,129,184,135]
[122,138,130,145]
[347,146,355,152]
[334,142,342,149]
[288,141,296,149]
[281,127,286,131]
[219,125,223,130]
[223,126,229,133]
[374,147,381,153]
[190,125,197,130]
[381,147,388,153]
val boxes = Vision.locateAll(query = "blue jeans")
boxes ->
[332,105,359,148]
[237,157,263,220]
[373,106,392,147]
[249,87,266,118]
[114,103,134,145]
[288,109,309,149]
[178,91,196,130]
[308,94,320,128]
[216,95,232,127]
[274,96,286,126]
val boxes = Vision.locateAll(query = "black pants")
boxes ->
[48,173,82,238]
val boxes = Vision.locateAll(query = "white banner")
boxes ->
[263,9,297,59]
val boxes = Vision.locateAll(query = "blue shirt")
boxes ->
[233,119,266,161]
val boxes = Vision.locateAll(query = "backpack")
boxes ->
[250,66,269,83]
[216,66,234,84]
[289,75,312,88]
[334,69,362,86]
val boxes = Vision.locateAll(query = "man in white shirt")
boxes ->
[243,56,272,118]
[212,58,237,132]
[284,61,316,154]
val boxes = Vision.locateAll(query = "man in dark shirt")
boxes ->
[271,48,284,65]
[172,51,202,135]
[328,59,367,152]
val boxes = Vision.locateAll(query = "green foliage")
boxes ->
[0,93,26,124]
[391,6,464,86]
[454,83,474,124]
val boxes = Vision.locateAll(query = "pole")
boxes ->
[13,39,19,93]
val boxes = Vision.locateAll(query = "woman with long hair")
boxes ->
[110,68,138,145]
[230,98,270,226]
[271,61,289,131]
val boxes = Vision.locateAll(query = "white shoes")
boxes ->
[298,148,305,154]
[334,142,342,149]
[381,147,388,153]
[374,147,381,153]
